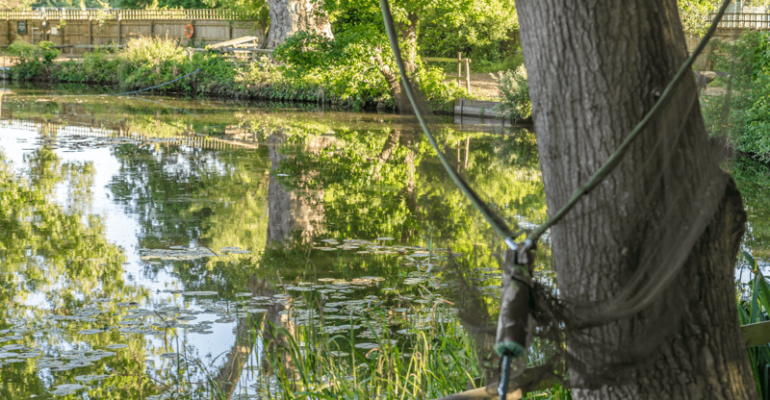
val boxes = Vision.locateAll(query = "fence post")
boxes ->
[465,58,471,93]
[89,18,93,45]
[457,52,462,87]
[117,15,122,45]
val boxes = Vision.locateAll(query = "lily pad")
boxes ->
[74,374,109,382]
[52,384,86,396]
[78,329,103,335]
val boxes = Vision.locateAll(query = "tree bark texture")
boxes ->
[265,0,333,48]
[515,0,756,399]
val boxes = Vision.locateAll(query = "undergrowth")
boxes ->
[3,37,466,111]
[701,31,770,160]
[494,64,531,122]
[256,294,570,400]
[737,251,770,398]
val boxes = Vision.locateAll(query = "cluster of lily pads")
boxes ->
[0,335,118,396]
[140,246,240,262]
[312,237,440,256]
[0,235,491,400]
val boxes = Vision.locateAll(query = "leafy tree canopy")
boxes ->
[29,0,119,8]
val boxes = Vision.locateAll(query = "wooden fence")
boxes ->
[0,9,263,50]
[712,12,770,29]
[0,119,260,150]
[424,52,472,92]
[1,9,248,20]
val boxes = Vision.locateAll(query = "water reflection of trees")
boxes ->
[261,121,550,389]
[107,142,271,296]
[2,94,551,397]
[0,145,154,400]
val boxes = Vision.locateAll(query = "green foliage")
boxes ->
[0,94,562,397]
[118,0,210,8]
[418,0,518,70]
[264,302,481,400]
[275,29,390,107]
[0,0,35,9]
[678,0,717,34]
[494,64,531,122]
[700,31,770,160]
[5,40,60,81]
[115,0,269,27]
[728,32,770,161]
[737,252,770,397]
[274,27,463,109]
[471,53,524,74]
[31,0,120,7]
[5,36,462,110]
[732,158,770,259]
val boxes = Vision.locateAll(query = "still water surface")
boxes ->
[0,85,767,399]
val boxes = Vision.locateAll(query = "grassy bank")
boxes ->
[2,37,473,112]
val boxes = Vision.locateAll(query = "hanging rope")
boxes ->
[379,0,730,255]
[378,0,521,252]
[379,0,733,398]
[113,68,202,96]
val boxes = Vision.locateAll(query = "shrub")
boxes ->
[494,64,530,122]
[5,39,60,80]
[3,35,462,111]
[701,31,770,160]
[275,30,391,107]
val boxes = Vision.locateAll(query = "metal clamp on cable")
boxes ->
[495,243,536,400]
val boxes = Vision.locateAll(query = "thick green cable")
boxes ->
[525,0,732,244]
[379,0,519,250]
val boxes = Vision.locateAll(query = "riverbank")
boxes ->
[1,37,504,113]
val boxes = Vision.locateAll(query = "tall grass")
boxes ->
[257,295,571,400]
[262,304,481,400]
[738,251,770,398]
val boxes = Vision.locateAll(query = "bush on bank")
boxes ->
[3,37,463,111]
[702,31,770,161]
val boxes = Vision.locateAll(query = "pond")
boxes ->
[0,84,767,399]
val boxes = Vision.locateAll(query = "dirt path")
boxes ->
[445,72,503,99]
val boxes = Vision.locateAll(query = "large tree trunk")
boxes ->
[265,0,334,48]
[515,1,756,399]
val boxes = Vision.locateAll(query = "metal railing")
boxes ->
[0,9,247,21]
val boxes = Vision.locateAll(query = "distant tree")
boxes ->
[315,0,515,101]
[2,0,36,9]
[118,0,212,8]
[265,0,333,48]
[30,0,120,8]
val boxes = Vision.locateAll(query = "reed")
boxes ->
[738,251,770,398]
